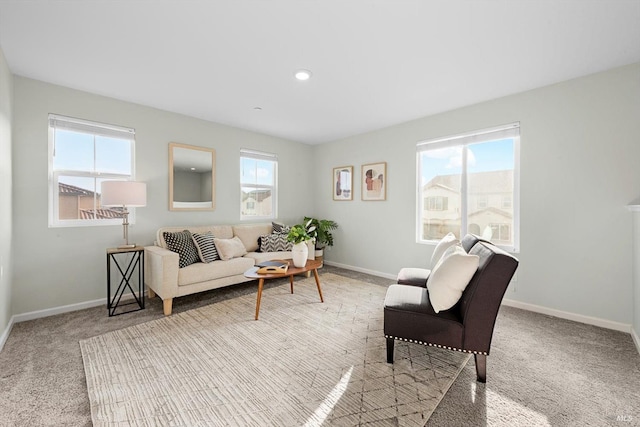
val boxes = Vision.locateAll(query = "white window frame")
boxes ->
[416,122,520,252]
[48,114,136,228]
[240,148,278,221]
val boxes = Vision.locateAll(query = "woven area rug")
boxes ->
[80,273,469,426]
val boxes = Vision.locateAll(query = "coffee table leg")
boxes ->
[255,278,265,320]
[312,269,324,303]
[289,275,294,294]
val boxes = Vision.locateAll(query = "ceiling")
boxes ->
[0,1,638,145]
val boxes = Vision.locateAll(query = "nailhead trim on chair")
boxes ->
[385,335,488,356]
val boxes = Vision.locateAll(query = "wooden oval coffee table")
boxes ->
[244,258,324,320]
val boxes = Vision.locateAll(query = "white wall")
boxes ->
[632,211,640,340]
[7,63,640,330]
[314,63,640,326]
[0,47,13,338]
[11,77,314,315]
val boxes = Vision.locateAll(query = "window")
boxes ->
[417,123,520,252]
[502,195,512,209]
[48,114,135,227]
[489,223,511,241]
[425,196,448,211]
[476,195,488,209]
[240,149,277,220]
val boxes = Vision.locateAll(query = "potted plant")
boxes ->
[287,220,316,267]
[303,217,338,257]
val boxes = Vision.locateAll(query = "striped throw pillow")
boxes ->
[259,232,293,252]
[191,232,220,263]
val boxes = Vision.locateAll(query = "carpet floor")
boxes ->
[0,265,639,426]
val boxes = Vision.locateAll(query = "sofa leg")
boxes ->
[148,288,156,299]
[475,354,487,383]
[163,299,173,316]
[386,337,395,363]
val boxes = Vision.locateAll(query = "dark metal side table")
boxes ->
[106,246,145,316]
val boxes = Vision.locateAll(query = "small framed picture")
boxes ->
[333,166,353,201]
[362,162,386,201]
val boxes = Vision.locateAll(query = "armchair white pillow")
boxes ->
[430,232,460,267]
[427,244,479,313]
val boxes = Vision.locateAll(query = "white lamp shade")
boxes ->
[101,181,147,207]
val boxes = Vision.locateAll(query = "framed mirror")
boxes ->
[169,142,216,211]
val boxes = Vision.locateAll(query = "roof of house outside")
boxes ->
[58,182,98,197]
[242,189,271,202]
[468,206,513,219]
[79,208,124,220]
[424,170,513,194]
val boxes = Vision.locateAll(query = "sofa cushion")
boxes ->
[214,236,248,260]
[177,257,255,287]
[191,232,220,263]
[430,232,459,267]
[232,224,273,252]
[427,244,479,313]
[163,230,200,268]
[259,232,292,252]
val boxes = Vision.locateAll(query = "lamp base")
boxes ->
[118,243,137,249]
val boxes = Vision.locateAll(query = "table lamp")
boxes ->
[101,181,147,248]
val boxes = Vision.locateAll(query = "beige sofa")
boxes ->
[144,223,314,315]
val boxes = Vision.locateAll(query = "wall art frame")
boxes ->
[333,166,353,201]
[361,162,387,201]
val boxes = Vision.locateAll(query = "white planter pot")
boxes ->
[314,249,324,258]
[292,242,309,267]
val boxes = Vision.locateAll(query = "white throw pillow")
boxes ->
[213,236,248,261]
[430,232,460,267]
[427,244,479,313]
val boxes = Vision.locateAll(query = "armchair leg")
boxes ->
[475,354,487,383]
[386,337,395,363]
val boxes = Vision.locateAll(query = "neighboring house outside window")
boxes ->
[417,123,520,252]
[502,195,512,209]
[425,196,448,211]
[240,149,277,220]
[48,114,136,227]
[476,195,488,209]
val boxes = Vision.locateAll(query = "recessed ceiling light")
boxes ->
[295,69,312,81]
[253,106,262,111]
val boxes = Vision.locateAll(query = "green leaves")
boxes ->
[286,224,312,244]
[287,217,339,247]
[303,217,338,249]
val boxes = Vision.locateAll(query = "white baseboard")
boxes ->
[325,260,638,354]
[1,294,142,352]
[501,298,631,333]
[0,316,15,352]
[323,260,397,281]
[12,297,107,323]
[3,263,639,356]
[632,327,640,355]
[11,292,142,324]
